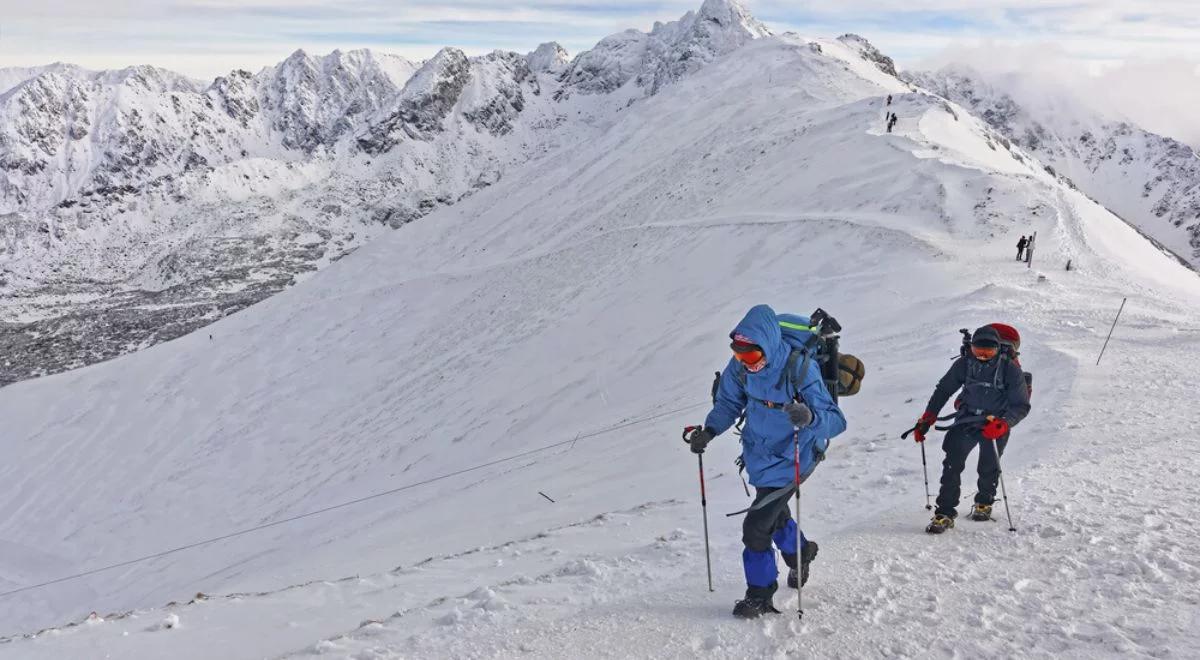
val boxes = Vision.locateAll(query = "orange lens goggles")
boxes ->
[971,345,999,360]
[734,349,764,366]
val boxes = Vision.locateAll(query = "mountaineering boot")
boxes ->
[786,541,819,588]
[732,595,781,619]
[925,514,955,534]
[733,583,781,619]
[969,503,993,521]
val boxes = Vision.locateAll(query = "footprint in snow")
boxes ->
[1038,525,1066,539]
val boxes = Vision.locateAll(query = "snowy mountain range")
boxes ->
[0,0,775,386]
[2,0,1197,391]
[905,66,1200,269]
[2,1,1200,656]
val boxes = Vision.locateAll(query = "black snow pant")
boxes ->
[935,425,1009,518]
[743,487,796,555]
[742,487,800,598]
[1016,247,1026,261]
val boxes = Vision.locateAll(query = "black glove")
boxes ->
[685,426,714,454]
[784,400,812,428]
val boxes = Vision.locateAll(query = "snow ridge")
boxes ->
[906,66,1200,268]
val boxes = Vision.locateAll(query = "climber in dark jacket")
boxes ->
[910,326,1030,533]
[1016,236,1029,261]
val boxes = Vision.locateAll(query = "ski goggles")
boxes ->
[970,345,999,361]
[731,342,765,367]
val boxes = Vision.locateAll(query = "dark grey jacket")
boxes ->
[925,356,1031,425]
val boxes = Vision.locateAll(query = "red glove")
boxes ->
[982,417,1010,440]
[913,412,937,443]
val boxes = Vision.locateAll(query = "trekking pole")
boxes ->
[989,440,1016,532]
[1096,297,1127,366]
[793,427,804,621]
[683,426,714,592]
[900,425,933,510]
[698,453,714,592]
[920,442,932,511]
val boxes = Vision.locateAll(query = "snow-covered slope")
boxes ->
[906,66,1200,270]
[0,0,773,388]
[1,21,1198,658]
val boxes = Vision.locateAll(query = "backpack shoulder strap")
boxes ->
[778,346,814,402]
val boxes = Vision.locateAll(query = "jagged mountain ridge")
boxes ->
[905,66,1200,268]
[0,0,777,387]
[557,0,770,97]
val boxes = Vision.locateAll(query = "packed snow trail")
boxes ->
[2,30,1200,659]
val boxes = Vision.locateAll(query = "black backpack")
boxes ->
[958,324,1033,400]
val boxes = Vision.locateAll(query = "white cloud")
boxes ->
[0,0,698,78]
[914,43,1200,148]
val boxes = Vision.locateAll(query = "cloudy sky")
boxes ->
[2,0,1198,141]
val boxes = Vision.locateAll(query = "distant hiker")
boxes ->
[684,305,848,619]
[887,114,898,133]
[910,325,1031,534]
[1016,236,1028,261]
[886,94,893,106]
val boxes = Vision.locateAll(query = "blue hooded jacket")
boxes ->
[704,305,848,487]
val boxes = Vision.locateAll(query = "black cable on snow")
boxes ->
[0,400,708,600]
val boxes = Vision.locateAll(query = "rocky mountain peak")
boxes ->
[259,47,414,152]
[357,47,472,153]
[836,34,897,78]
[559,0,769,98]
[527,42,570,73]
[696,0,772,39]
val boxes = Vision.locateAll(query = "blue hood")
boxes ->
[730,304,788,381]
[706,304,849,488]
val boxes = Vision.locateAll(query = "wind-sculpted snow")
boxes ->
[907,67,1200,269]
